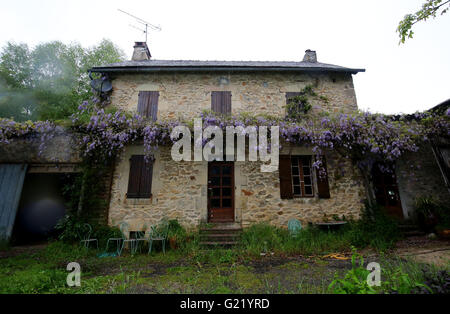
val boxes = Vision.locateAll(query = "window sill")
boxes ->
[124,196,154,206]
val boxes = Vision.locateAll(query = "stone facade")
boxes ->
[396,144,450,219]
[107,70,366,232]
[108,144,366,232]
[109,72,358,120]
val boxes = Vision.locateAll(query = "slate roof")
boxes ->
[90,59,365,74]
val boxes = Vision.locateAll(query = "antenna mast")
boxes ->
[118,9,161,42]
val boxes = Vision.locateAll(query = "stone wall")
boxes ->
[109,71,358,120]
[108,145,365,233]
[396,144,450,219]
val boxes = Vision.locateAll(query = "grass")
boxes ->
[0,239,447,294]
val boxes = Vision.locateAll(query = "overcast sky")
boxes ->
[1,0,449,114]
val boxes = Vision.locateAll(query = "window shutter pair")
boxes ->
[211,91,231,114]
[138,91,159,121]
[279,155,330,199]
[127,155,153,198]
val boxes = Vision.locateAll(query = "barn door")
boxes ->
[0,164,28,241]
[207,162,234,223]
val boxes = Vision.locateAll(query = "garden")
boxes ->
[1,202,449,294]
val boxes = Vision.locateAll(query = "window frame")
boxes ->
[290,155,315,198]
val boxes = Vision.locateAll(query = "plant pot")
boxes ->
[169,237,177,250]
[437,229,450,239]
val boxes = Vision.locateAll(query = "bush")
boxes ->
[54,215,121,248]
[348,202,400,251]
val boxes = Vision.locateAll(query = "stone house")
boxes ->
[89,42,370,232]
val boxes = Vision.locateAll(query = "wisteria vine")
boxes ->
[1,101,449,173]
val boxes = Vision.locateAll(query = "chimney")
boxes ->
[303,49,317,63]
[132,42,151,61]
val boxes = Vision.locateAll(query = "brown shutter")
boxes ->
[138,91,159,121]
[221,91,231,114]
[139,159,153,198]
[211,91,221,113]
[127,155,144,198]
[211,91,231,114]
[279,155,293,199]
[316,156,331,199]
[127,155,153,198]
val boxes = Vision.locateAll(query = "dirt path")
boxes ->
[394,236,450,267]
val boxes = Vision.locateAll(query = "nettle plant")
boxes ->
[1,99,449,178]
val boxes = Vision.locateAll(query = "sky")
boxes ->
[0,0,449,114]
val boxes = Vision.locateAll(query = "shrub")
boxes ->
[328,250,376,294]
[54,215,121,248]
[348,202,400,251]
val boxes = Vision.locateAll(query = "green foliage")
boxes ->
[328,250,376,294]
[397,0,450,43]
[55,215,121,247]
[0,39,125,121]
[348,202,400,251]
[285,85,316,120]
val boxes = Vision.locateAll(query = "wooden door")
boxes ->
[208,162,234,223]
[372,165,404,219]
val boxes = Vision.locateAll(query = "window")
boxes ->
[211,91,231,114]
[127,155,153,199]
[137,91,159,121]
[291,156,314,197]
[279,155,330,199]
[285,92,308,116]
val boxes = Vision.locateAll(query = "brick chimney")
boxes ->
[303,49,317,63]
[132,42,151,61]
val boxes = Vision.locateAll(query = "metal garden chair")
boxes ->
[79,223,98,249]
[148,221,169,254]
[288,219,302,238]
[133,223,149,254]
[106,222,134,256]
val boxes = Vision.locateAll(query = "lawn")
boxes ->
[0,239,448,294]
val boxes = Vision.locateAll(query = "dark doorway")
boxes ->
[207,162,235,223]
[11,173,77,245]
[372,164,404,219]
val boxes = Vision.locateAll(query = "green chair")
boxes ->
[288,219,302,238]
[134,224,149,254]
[79,223,98,249]
[106,222,132,256]
[148,221,169,254]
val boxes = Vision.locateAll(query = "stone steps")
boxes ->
[199,223,242,247]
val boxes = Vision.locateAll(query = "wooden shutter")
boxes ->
[316,156,331,199]
[211,91,231,114]
[127,155,153,198]
[279,155,293,199]
[138,91,159,121]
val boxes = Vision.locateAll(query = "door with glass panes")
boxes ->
[207,162,234,222]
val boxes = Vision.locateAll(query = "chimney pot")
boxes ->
[132,42,151,61]
[303,50,317,63]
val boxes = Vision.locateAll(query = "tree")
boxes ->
[0,39,125,121]
[397,0,450,43]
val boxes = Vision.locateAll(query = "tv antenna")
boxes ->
[118,9,162,43]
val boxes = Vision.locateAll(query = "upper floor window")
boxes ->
[211,91,231,114]
[285,92,309,117]
[279,155,330,199]
[127,155,153,199]
[138,91,159,121]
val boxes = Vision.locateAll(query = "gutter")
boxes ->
[89,66,365,75]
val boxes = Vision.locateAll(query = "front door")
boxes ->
[208,162,234,223]
[372,164,404,219]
